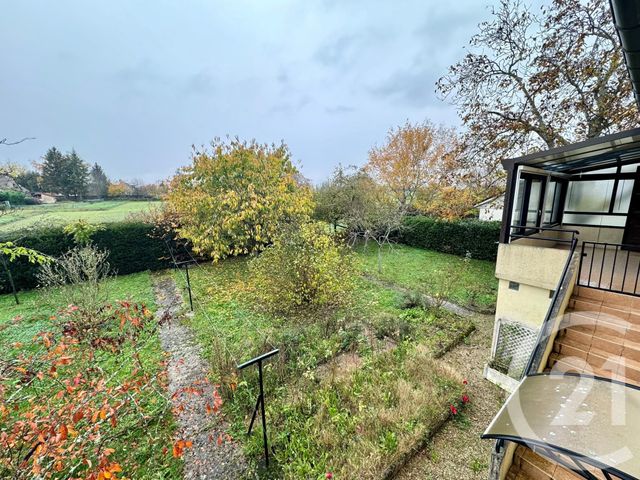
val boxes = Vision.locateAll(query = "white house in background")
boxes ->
[474,194,504,221]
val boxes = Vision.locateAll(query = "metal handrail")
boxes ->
[509,225,580,244]
[524,237,578,377]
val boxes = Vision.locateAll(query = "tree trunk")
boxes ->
[377,244,382,274]
[1,255,19,305]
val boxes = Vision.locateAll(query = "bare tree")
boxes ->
[0,137,35,146]
[438,0,638,181]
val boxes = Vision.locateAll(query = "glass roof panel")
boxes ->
[482,373,640,479]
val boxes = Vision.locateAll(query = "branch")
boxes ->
[0,137,35,146]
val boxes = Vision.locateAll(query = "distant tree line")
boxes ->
[1,147,167,200]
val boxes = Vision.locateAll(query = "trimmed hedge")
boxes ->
[0,222,171,293]
[400,215,500,261]
[0,190,36,205]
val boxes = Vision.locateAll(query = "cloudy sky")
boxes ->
[0,0,494,184]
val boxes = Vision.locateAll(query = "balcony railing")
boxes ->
[578,241,640,297]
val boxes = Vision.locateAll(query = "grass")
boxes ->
[172,257,472,479]
[0,271,181,479]
[0,200,162,233]
[356,243,498,312]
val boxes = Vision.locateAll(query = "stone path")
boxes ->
[393,313,506,480]
[153,275,248,480]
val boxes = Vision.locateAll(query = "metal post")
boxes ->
[237,349,279,468]
[258,360,269,466]
[184,263,193,311]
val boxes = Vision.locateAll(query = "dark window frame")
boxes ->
[514,173,548,236]
[564,166,636,216]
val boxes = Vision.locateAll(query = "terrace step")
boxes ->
[548,286,640,386]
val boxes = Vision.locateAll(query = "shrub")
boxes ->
[0,221,171,293]
[249,222,356,316]
[0,189,34,205]
[400,215,500,260]
[37,244,111,315]
[63,219,105,245]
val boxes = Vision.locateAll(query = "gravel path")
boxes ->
[154,275,248,480]
[394,313,506,480]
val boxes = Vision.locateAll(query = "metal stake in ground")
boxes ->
[164,240,195,311]
[175,259,196,311]
[237,348,279,468]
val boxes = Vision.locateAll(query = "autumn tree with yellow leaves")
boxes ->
[167,138,313,261]
[366,120,457,212]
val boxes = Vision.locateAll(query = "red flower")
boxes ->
[462,394,470,404]
[449,404,458,415]
[462,379,468,385]
[326,473,333,479]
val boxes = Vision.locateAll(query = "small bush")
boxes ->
[399,291,426,310]
[400,215,500,260]
[250,222,356,316]
[37,244,111,315]
[374,313,415,342]
[63,219,105,245]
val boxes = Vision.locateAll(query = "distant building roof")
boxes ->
[474,194,504,209]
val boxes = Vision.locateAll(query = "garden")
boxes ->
[0,137,497,479]
[171,251,473,478]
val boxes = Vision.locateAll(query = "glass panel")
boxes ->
[543,179,562,224]
[512,178,525,225]
[621,163,640,173]
[582,166,618,175]
[562,213,627,227]
[526,179,542,226]
[613,179,635,213]
[565,180,613,212]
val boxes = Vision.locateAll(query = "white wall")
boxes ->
[479,207,503,222]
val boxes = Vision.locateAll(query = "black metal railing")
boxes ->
[509,225,580,244]
[524,237,579,376]
[577,241,640,297]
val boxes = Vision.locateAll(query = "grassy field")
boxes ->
[0,200,162,233]
[0,271,181,479]
[172,257,472,479]
[357,243,498,312]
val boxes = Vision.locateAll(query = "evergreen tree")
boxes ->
[41,147,66,193]
[15,171,41,192]
[40,147,89,198]
[64,150,89,198]
[88,163,109,198]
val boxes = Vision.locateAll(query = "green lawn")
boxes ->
[172,257,472,479]
[0,271,181,479]
[356,243,498,312]
[0,200,162,233]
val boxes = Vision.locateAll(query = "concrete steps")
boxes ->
[548,286,640,386]
[505,286,638,480]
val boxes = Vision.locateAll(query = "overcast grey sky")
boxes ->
[0,0,494,184]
